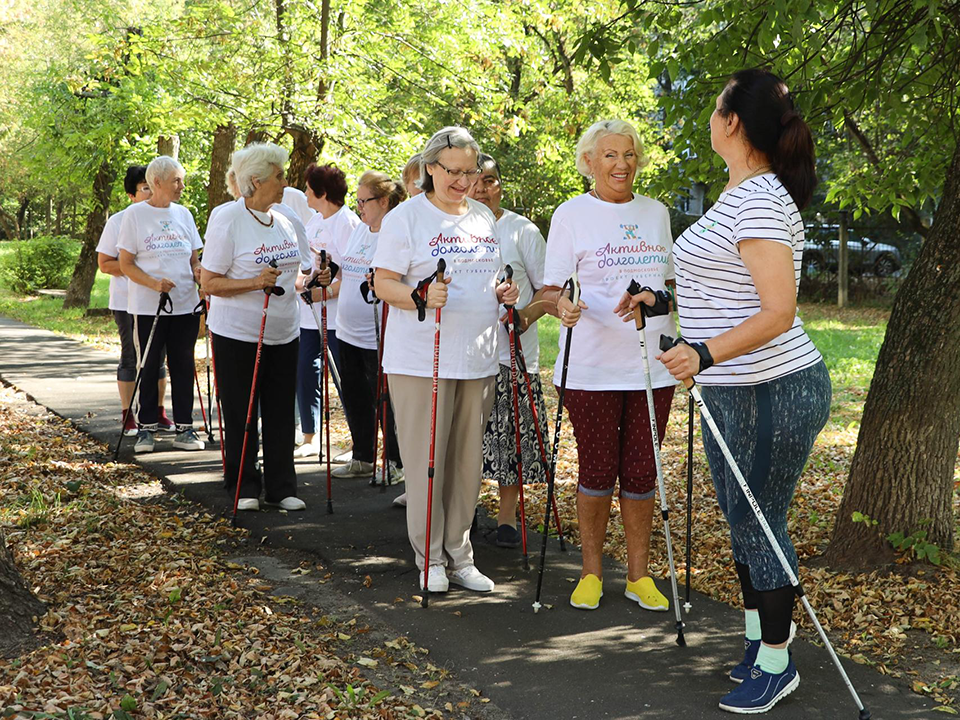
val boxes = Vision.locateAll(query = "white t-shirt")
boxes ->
[373,194,502,379]
[496,209,546,372]
[117,202,203,316]
[95,207,128,312]
[299,205,361,331]
[202,200,312,345]
[208,198,241,227]
[282,187,316,226]
[335,223,381,351]
[674,173,822,385]
[542,192,676,391]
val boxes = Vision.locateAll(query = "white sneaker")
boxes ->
[333,449,353,464]
[389,462,405,484]
[265,496,305,511]
[392,492,407,508]
[418,565,449,593]
[237,498,259,511]
[331,459,374,478]
[447,565,495,592]
[293,442,319,459]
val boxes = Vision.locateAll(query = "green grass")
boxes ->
[0,240,116,344]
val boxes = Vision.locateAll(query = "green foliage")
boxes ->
[0,237,80,293]
[888,522,943,565]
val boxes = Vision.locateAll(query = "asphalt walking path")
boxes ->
[0,315,939,719]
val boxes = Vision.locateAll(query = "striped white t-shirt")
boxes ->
[673,173,821,385]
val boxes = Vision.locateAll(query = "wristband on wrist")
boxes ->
[689,342,714,373]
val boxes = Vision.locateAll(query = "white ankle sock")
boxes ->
[744,609,761,640]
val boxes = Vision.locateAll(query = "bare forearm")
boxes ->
[704,309,795,365]
[98,253,123,278]
[523,287,549,324]
[373,277,418,310]
[119,256,160,291]
[540,286,565,319]
[202,274,263,298]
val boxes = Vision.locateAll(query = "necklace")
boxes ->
[246,205,274,228]
[729,166,772,189]
[590,186,632,204]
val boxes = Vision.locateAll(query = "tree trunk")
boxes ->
[55,199,64,235]
[206,122,237,224]
[826,142,960,569]
[64,160,116,310]
[285,125,321,190]
[245,128,268,146]
[0,205,19,240]
[0,532,45,658]
[157,134,180,159]
[16,195,30,236]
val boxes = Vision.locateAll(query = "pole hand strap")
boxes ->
[659,334,714,376]
[626,279,672,319]
[360,267,380,305]
[192,297,206,316]
[263,258,286,297]
[412,258,446,322]
[158,291,174,315]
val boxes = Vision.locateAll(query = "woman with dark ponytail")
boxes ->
[653,68,831,713]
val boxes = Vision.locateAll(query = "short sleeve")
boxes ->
[660,205,675,281]
[95,213,122,257]
[184,207,204,251]
[517,221,546,290]
[734,192,792,248]
[297,222,313,273]
[373,209,413,276]
[116,209,138,255]
[201,216,236,275]
[543,212,576,288]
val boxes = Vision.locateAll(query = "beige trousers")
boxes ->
[388,374,496,571]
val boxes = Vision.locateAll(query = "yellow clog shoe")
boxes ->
[570,574,603,610]
[625,576,668,611]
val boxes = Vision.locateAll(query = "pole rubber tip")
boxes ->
[683,602,692,614]
[327,501,333,515]
[676,632,686,647]
[858,711,871,720]
[532,602,541,614]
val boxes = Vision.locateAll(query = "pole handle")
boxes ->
[659,334,696,389]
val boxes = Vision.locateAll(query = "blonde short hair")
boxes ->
[359,170,407,210]
[575,120,646,177]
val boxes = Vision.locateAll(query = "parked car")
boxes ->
[802,225,902,277]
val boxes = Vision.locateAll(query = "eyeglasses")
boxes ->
[433,161,482,179]
[356,196,381,208]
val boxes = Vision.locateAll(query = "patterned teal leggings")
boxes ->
[700,361,831,591]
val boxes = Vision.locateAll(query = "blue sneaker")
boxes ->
[730,622,797,684]
[719,659,799,714]
[729,637,761,683]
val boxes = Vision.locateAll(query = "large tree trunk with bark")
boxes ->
[0,205,19,240]
[0,532,45,658]
[826,143,960,568]
[64,160,115,310]
[285,124,321,190]
[206,123,237,224]
[157,134,180,159]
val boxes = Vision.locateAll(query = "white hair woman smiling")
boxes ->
[541,118,678,614]
[372,126,518,595]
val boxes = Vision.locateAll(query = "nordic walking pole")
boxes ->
[232,261,285,525]
[418,258,446,608]
[193,367,210,436]
[377,303,391,491]
[363,270,392,491]
[684,391,694,613]
[627,280,684,646]
[533,273,579,613]
[193,297,215,444]
[205,298,226,477]
[660,334,871,719]
[512,328,567,551]
[502,266,530,570]
[319,250,334,514]
[114,291,172,461]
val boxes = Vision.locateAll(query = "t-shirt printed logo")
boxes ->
[428,231,497,263]
[254,238,300,268]
[159,220,173,233]
[594,226,669,273]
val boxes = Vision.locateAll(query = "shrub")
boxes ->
[0,236,80,294]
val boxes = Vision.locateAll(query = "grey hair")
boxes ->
[230,142,289,198]
[575,119,646,177]
[145,156,185,190]
[402,153,422,185]
[418,127,480,193]
[225,168,240,200]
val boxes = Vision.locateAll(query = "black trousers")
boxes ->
[338,339,401,465]
[212,332,298,502]
[134,313,198,428]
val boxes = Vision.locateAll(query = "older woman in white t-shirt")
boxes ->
[541,119,677,614]
[201,143,314,512]
[373,127,518,594]
[118,155,204,455]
